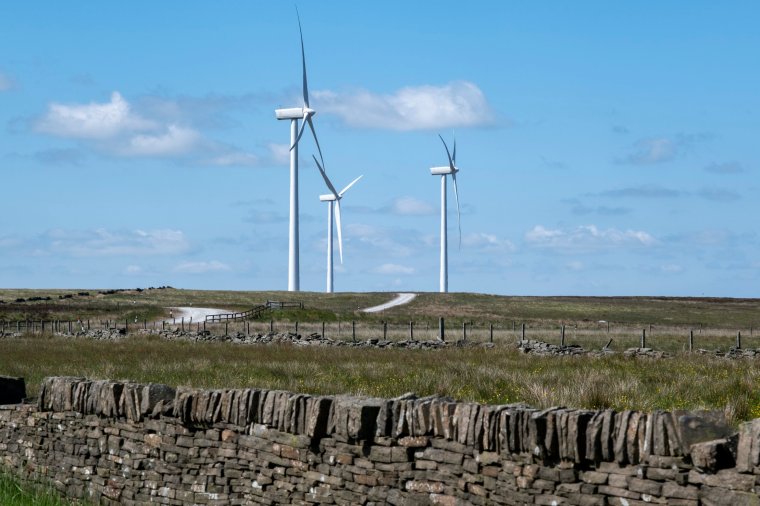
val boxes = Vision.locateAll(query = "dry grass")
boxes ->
[3,334,760,425]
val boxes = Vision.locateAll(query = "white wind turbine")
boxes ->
[274,11,325,291]
[313,156,362,293]
[430,134,462,293]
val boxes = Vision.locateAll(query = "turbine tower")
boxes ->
[274,11,324,291]
[430,134,462,293]
[314,156,362,293]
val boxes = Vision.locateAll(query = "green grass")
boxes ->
[3,335,760,425]
[1,289,759,330]
[0,470,84,505]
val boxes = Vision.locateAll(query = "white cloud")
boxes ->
[124,265,143,274]
[390,196,436,216]
[313,81,494,130]
[267,143,291,165]
[347,223,416,257]
[205,150,259,167]
[620,133,712,165]
[173,260,231,274]
[37,91,154,139]
[46,228,189,256]
[525,224,656,252]
[121,125,201,156]
[624,137,676,164]
[34,91,238,160]
[0,72,14,91]
[372,263,415,275]
[461,232,516,252]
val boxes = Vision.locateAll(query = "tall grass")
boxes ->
[0,470,85,505]
[2,335,760,424]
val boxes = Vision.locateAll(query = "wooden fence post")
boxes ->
[561,325,565,347]
[641,329,646,348]
[689,329,694,352]
[383,321,387,340]
[225,322,228,335]
[462,321,467,341]
[737,331,742,349]
[489,323,493,343]
[352,320,356,343]
[521,323,525,341]
[439,317,445,341]
[409,321,414,341]
[322,322,326,339]
[295,321,299,335]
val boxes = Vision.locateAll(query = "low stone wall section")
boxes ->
[1,376,760,504]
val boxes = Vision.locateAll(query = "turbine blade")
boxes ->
[438,134,455,171]
[307,117,324,168]
[338,175,363,197]
[290,113,309,150]
[296,8,309,108]
[335,200,344,264]
[313,155,338,196]
[451,172,462,249]
[452,132,456,165]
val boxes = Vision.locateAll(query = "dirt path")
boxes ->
[165,307,232,322]
[362,293,417,313]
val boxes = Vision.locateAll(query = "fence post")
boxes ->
[689,329,694,352]
[295,321,299,335]
[203,321,206,332]
[225,322,228,336]
[270,320,274,333]
[162,321,166,331]
[462,321,467,341]
[322,322,326,339]
[561,324,565,347]
[439,317,445,341]
[489,323,493,343]
[125,319,129,333]
[641,329,646,348]
[521,323,525,341]
[607,321,610,333]
[87,320,90,330]
[383,321,387,340]
[181,317,185,332]
[409,321,414,341]
[737,331,742,349]
[352,321,356,343]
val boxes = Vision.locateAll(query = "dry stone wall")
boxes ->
[1,376,760,505]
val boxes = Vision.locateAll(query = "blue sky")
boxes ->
[0,1,757,296]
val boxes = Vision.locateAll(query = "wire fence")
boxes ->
[3,317,757,354]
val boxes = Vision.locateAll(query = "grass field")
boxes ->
[2,289,760,426]
[0,469,84,505]
[3,334,760,425]
[1,288,760,329]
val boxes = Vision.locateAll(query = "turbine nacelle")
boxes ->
[430,166,458,176]
[275,107,315,120]
[319,193,338,202]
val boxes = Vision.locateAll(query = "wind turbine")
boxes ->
[274,11,325,291]
[314,156,362,293]
[430,134,462,293]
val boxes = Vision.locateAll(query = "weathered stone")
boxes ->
[140,383,175,419]
[690,438,736,472]
[674,410,732,453]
